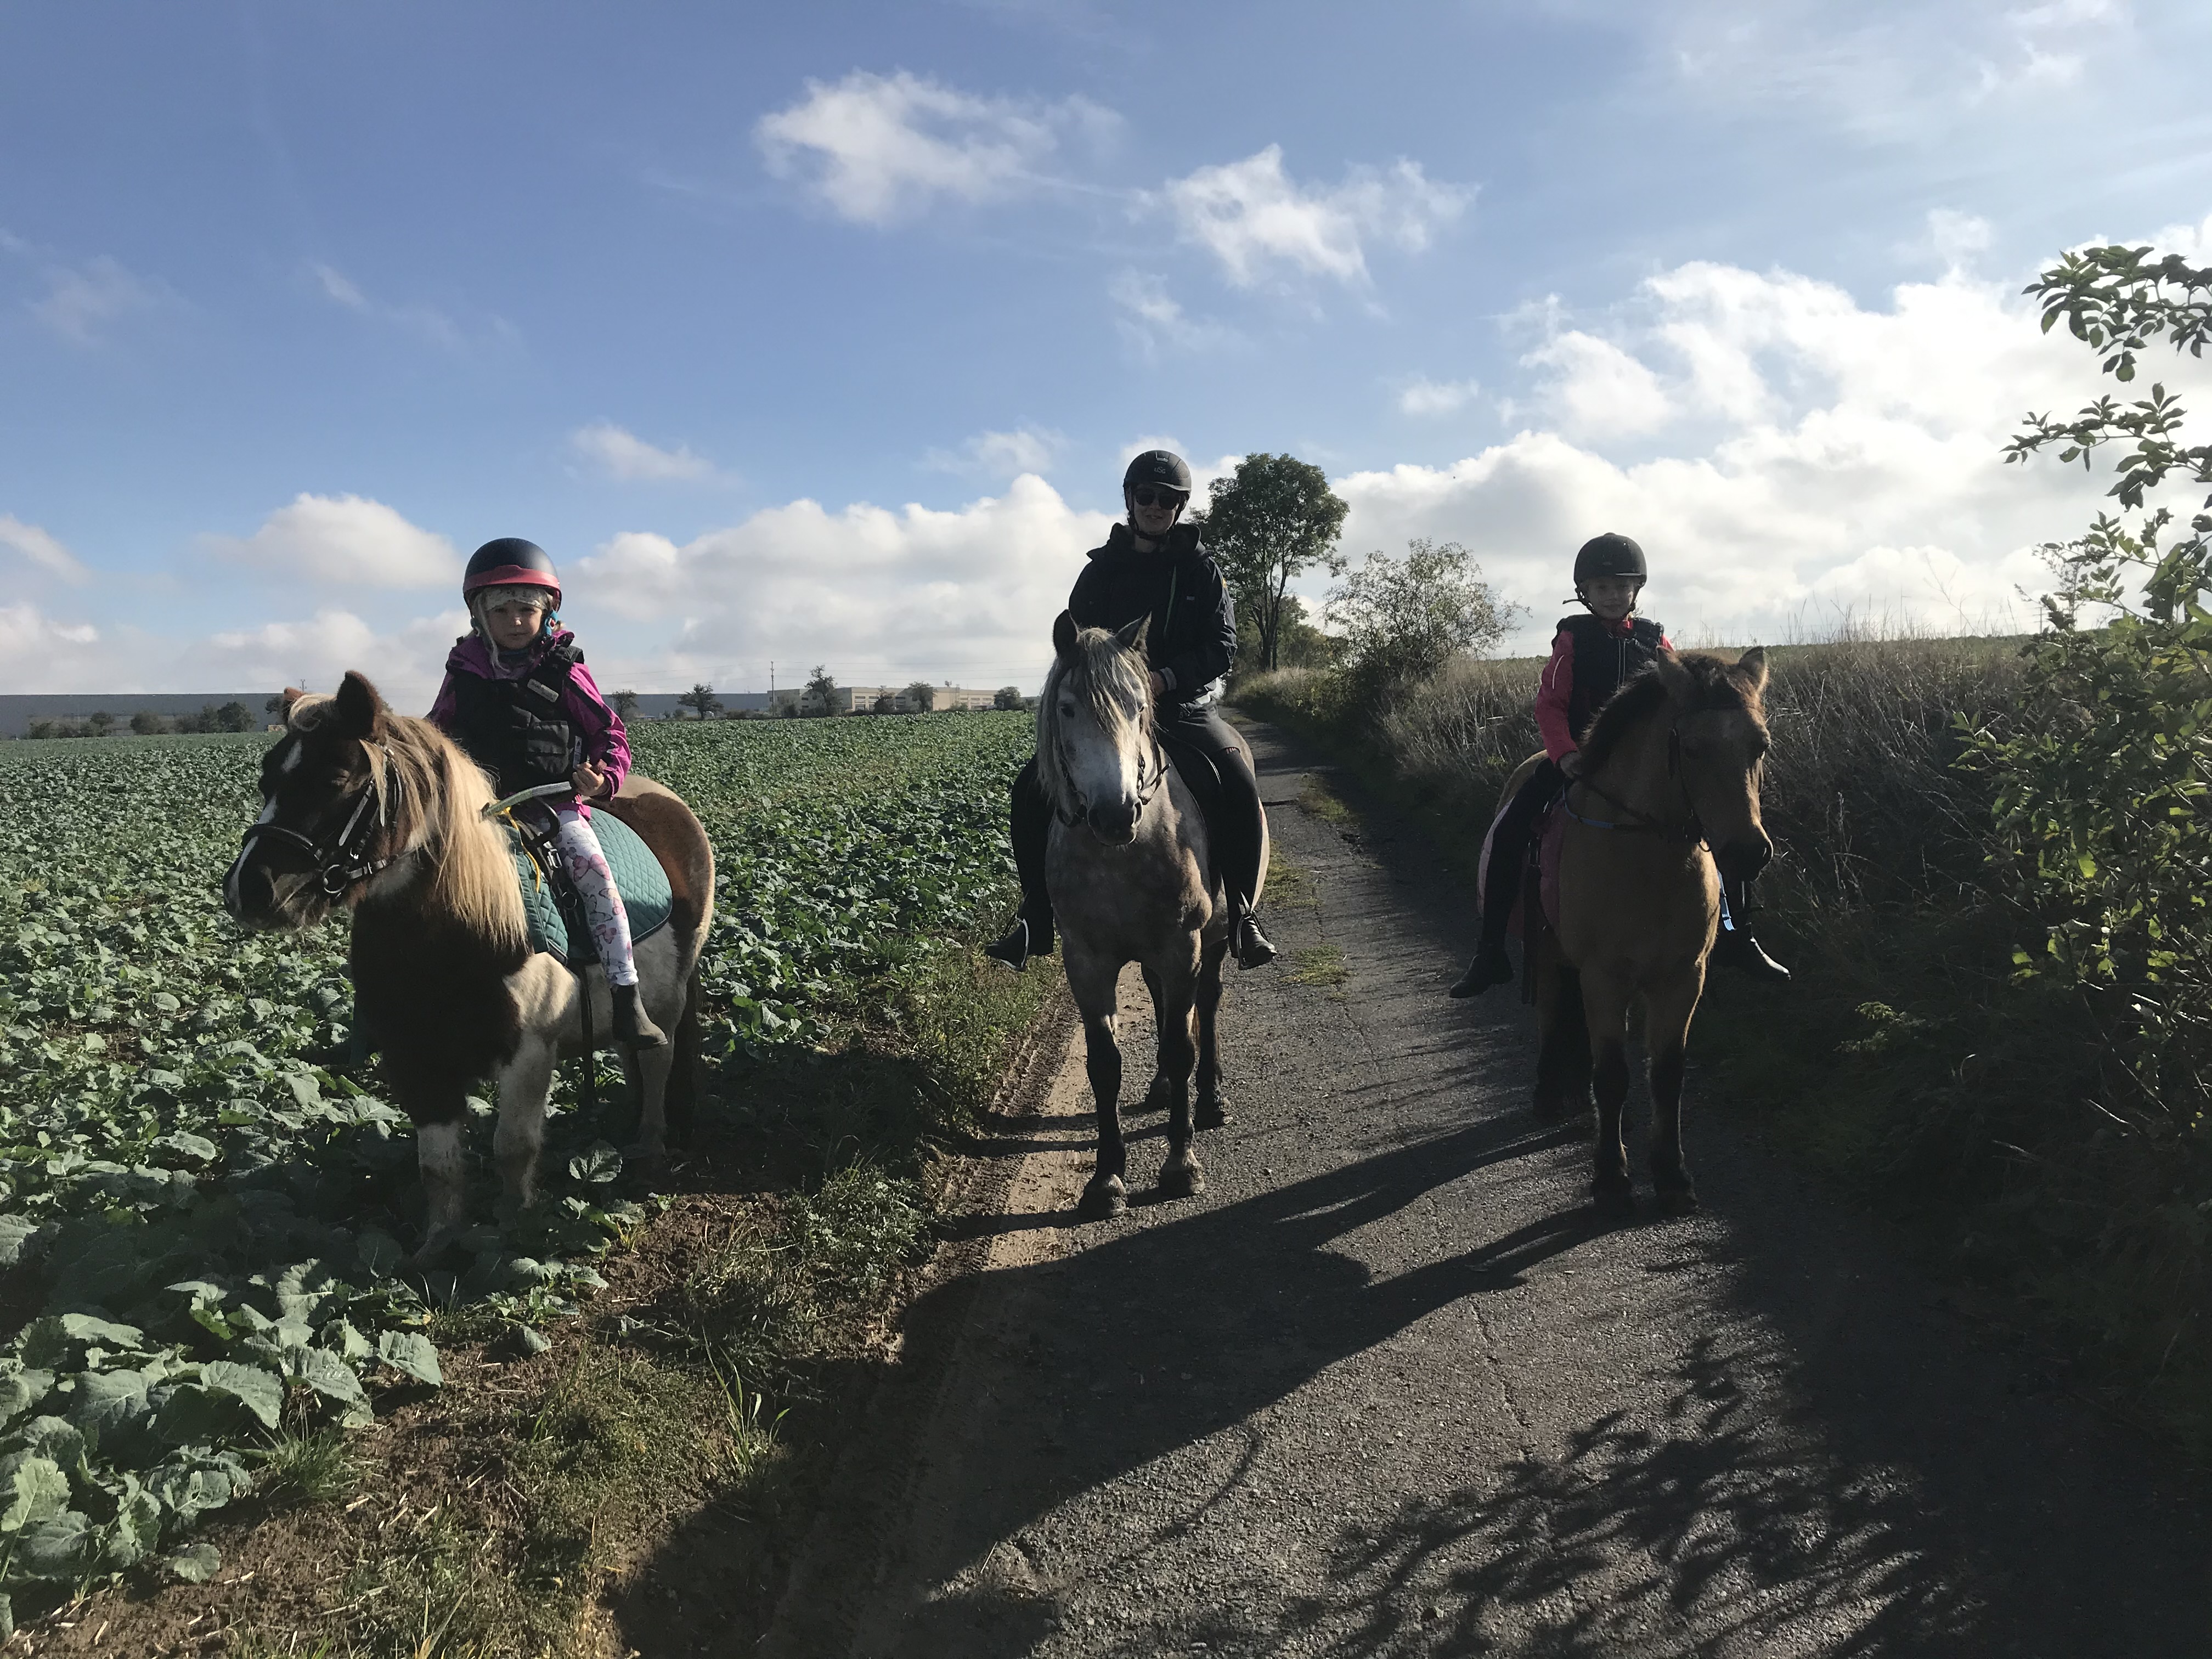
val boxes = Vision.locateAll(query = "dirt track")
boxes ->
[760,719,2209,1658]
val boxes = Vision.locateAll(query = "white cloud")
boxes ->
[178,608,466,710]
[0,516,90,583]
[311,262,507,351]
[204,494,460,590]
[1324,247,2207,650]
[573,475,1114,689]
[1108,270,1237,357]
[755,69,1115,225]
[28,255,167,345]
[926,426,1067,478]
[1159,144,1466,289]
[1398,376,1481,417]
[1522,331,1674,438]
[569,421,720,483]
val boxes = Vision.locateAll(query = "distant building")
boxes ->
[763,684,1006,715]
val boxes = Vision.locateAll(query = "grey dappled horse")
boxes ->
[1039,613,1267,1220]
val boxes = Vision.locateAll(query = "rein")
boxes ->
[241,744,405,895]
[1562,727,1706,847]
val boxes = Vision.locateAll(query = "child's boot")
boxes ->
[612,983,668,1049]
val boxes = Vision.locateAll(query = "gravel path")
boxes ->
[764,719,2208,1658]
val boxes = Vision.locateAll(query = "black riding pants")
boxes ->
[1007,706,1266,932]
[1479,758,1566,944]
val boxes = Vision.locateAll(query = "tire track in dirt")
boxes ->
[765,719,2209,1659]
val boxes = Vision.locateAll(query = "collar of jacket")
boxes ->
[445,628,577,679]
[1093,521,1204,561]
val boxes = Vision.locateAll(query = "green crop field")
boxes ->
[0,714,1030,1625]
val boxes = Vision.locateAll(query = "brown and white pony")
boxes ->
[223,670,713,1260]
[1040,613,1265,1220]
[1517,648,1773,1215]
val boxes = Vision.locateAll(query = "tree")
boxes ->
[677,682,723,720]
[902,680,937,713]
[1234,592,1339,673]
[803,665,840,715]
[872,691,897,715]
[994,686,1025,710]
[1966,241,2212,1136]
[1201,453,1349,672]
[87,710,116,737]
[611,689,641,723]
[1326,538,1516,704]
[216,701,253,732]
[130,710,166,735]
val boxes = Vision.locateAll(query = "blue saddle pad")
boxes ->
[510,810,675,967]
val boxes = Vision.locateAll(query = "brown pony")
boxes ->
[1513,648,1772,1215]
[222,671,714,1259]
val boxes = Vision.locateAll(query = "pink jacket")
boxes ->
[426,630,631,813]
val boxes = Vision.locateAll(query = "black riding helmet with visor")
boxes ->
[1124,449,1193,526]
[1572,532,1647,607]
[462,538,563,641]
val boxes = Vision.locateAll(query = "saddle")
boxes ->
[506,809,676,967]
[1476,791,1567,943]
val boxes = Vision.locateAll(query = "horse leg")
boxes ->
[493,1034,557,1217]
[1581,967,1637,1215]
[1532,936,1588,1118]
[1068,953,1128,1221]
[413,1113,470,1263]
[1153,959,1204,1200]
[627,1039,677,1171]
[1140,963,1170,1114]
[1644,966,1706,1213]
[1194,934,1230,1130]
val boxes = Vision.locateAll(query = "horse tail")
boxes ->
[664,961,704,1148]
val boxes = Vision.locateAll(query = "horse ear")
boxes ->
[1735,646,1769,696]
[1116,614,1150,653]
[1052,611,1080,662]
[279,686,306,717]
[332,670,384,739]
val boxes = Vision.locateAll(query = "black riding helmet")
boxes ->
[1124,449,1193,496]
[462,538,562,606]
[1572,532,1646,591]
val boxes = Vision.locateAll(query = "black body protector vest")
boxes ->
[1559,614,1666,743]
[448,645,583,796]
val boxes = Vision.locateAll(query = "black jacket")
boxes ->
[1067,523,1237,713]
[1557,613,1667,742]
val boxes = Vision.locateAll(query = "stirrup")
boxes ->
[1713,928,1791,984]
[983,918,1031,973]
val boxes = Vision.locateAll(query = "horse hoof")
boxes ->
[1591,1182,1636,1219]
[1654,1183,1700,1215]
[1156,1159,1205,1200]
[411,1229,462,1267]
[1078,1176,1128,1221]
[1195,1099,1231,1131]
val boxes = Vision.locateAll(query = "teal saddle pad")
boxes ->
[509,810,675,967]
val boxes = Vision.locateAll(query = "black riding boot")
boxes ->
[612,983,668,1049]
[1232,893,1277,970]
[1451,769,1560,997]
[1713,876,1790,984]
[985,760,1056,972]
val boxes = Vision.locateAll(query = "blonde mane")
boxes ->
[1036,625,1154,820]
[286,694,527,952]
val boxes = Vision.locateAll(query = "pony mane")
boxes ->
[1035,625,1153,819]
[1577,651,1763,775]
[286,693,526,951]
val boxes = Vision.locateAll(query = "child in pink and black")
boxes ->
[1448,532,1788,996]
[427,537,666,1048]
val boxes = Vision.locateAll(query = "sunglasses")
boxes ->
[1129,487,1186,508]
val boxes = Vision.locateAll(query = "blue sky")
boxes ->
[5,0,2212,702]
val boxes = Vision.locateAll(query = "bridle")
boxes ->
[1560,727,1708,848]
[1049,690,1169,831]
[239,744,405,896]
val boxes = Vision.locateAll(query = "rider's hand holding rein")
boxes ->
[572,761,610,801]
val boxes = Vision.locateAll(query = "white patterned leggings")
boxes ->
[550,802,639,986]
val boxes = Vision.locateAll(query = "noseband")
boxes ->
[1561,727,1708,848]
[239,745,404,896]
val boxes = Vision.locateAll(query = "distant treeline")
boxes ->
[18,701,260,739]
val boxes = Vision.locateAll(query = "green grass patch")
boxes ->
[1297,774,1358,828]
[1265,848,1316,911]
[1286,945,1350,989]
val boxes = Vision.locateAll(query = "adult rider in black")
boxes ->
[985,449,1278,974]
